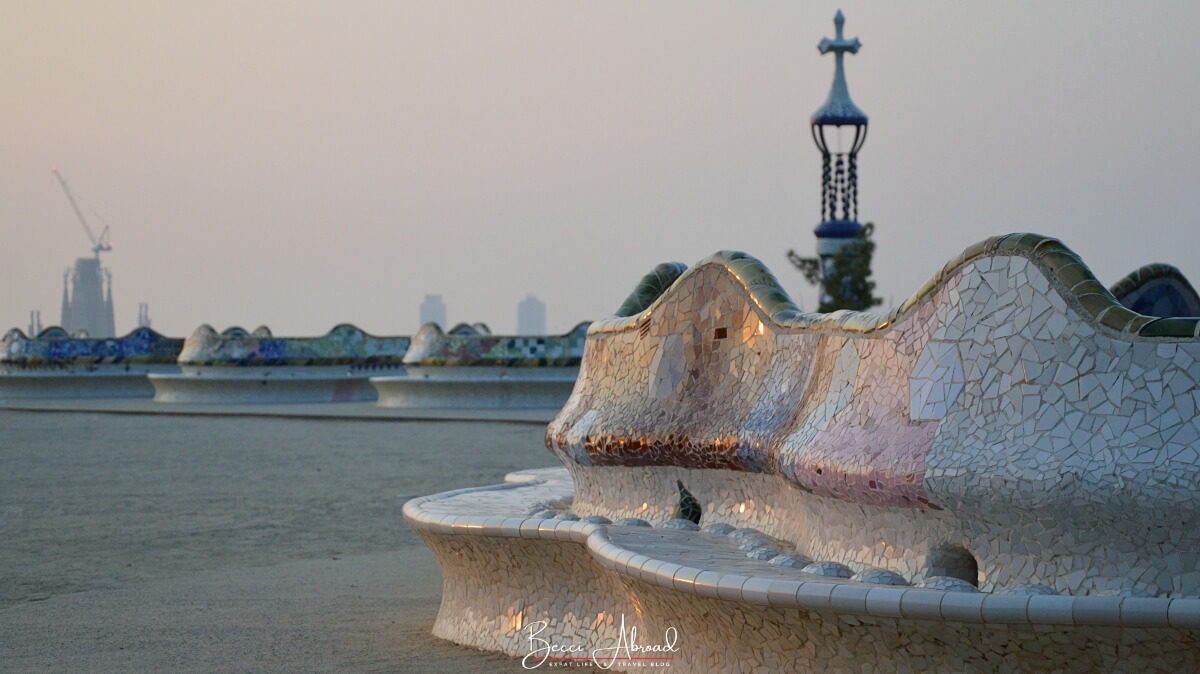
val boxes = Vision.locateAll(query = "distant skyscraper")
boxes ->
[27,310,43,336]
[517,294,546,334]
[420,294,447,328]
[61,257,115,337]
[136,303,152,328]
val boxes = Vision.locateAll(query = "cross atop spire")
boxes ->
[812,10,868,126]
[818,9,860,57]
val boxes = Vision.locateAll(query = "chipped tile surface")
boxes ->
[412,235,1200,670]
[406,466,1200,672]
[546,240,1200,597]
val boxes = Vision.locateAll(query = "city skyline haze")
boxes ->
[2,2,1198,336]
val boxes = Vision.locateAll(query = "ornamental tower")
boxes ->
[811,10,868,304]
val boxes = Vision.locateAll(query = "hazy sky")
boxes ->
[3,2,1198,336]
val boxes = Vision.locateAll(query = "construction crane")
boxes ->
[52,169,111,259]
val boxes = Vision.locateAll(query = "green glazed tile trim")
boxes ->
[591,234,1200,339]
[1140,318,1200,338]
[614,262,689,318]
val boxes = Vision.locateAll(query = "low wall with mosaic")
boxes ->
[408,469,1200,673]
[411,233,1200,671]
[149,324,409,404]
[0,326,182,399]
[370,322,588,409]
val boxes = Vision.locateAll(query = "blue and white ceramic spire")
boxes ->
[813,10,867,128]
[811,10,869,295]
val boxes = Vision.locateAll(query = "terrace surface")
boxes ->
[0,398,556,424]
[0,409,562,673]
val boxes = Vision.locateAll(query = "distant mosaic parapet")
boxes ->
[2,326,182,366]
[1110,262,1200,319]
[402,321,588,367]
[547,234,1200,597]
[447,322,492,336]
[371,322,590,408]
[0,326,182,399]
[178,323,410,367]
[151,323,410,403]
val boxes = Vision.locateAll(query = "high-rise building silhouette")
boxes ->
[420,294,447,328]
[136,303,152,328]
[61,258,115,337]
[517,294,546,334]
[27,310,43,336]
[53,171,116,338]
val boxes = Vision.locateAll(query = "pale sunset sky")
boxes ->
[2,2,1197,335]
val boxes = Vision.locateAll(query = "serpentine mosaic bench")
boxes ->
[0,326,182,399]
[410,233,1200,672]
[149,324,409,404]
[370,322,588,409]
